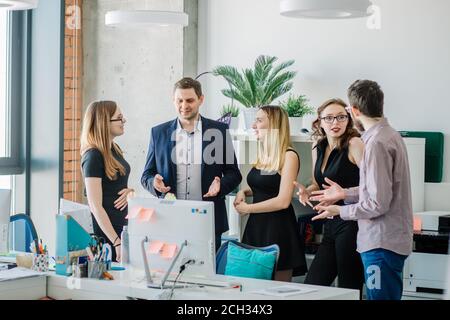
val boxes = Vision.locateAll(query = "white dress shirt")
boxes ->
[175,118,203,201]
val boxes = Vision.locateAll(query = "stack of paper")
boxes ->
[0,267,44,282]
[251,285,317,297]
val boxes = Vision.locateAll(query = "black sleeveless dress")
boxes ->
[304,139,364,291]
[242,150,307,273]
[81,147,130,261]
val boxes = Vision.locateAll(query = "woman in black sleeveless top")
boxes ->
[234,106,306,282]
[295,98,364,293]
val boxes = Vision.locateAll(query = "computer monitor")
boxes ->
[128,197,216,285]
[0,189,11,255]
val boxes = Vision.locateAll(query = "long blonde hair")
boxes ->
[80,101,125,180]
[254,106,293,172]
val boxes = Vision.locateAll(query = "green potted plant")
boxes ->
[280,94,314,134]
[220,104,240,130]
[213,55,296,131]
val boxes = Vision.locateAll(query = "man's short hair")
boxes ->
[174,77,203,98]
[347,80,384,118]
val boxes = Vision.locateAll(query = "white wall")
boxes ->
[83,0,184,193]
[198,0,450,182]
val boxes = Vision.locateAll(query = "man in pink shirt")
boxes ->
[310,80,413,300]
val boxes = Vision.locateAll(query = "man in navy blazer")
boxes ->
[141,77,242,250]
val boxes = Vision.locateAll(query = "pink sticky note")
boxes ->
[161,243,178,259]
[413,217,422,232]
[126,206,143,220]
[138,208,155,222]
[148,241,165,254]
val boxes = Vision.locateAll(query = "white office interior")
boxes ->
[0,0,450,301]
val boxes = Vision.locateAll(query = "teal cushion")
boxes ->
[224,242,277,280]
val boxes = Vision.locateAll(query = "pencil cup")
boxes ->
[32,253,49,272]
[73,263,88,278]
[88,261,107,279]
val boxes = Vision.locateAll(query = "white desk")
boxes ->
[0,267,358,300]
[46,270,359,300]
[0,276,47,300]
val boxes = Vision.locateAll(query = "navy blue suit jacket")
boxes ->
[141,116,242,237]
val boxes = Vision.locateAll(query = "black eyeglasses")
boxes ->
[320,115,349,124]
[110,118,125,123]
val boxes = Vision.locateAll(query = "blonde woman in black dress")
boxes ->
[234,106,306,282]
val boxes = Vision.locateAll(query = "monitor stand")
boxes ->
[141,237,188,289]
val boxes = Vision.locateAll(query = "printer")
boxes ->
[403,211,450,297]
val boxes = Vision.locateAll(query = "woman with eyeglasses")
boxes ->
[80,101,133,262]
[294,98,364,294]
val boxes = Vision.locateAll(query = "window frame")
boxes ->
[0,11,27,175]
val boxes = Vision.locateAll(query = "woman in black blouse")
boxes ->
[80,101,133,262]
[294,98,364,293]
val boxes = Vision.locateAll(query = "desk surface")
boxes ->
[1,258,359,300]
[0,276,47,300]
[46,269,359,300]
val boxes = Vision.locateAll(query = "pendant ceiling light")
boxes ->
[0,0,38,10]
[280,0,373,19]
[105,10,188,27]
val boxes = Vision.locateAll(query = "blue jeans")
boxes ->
[360,249,408,300]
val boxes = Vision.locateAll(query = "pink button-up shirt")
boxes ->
[340,118,413,256]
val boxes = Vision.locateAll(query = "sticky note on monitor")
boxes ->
[127,207,155,222]
[138,208,155,223]
[161,243,178,259]
[126,206,143,220]
[148,240,165,254]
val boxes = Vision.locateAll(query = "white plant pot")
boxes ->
[289,117,303,135]
[229,117,239,131]
[241,108,258,132]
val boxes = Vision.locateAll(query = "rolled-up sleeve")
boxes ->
[344,187,359,204]
[341,141,393,221]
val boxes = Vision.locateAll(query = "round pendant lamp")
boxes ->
[0,0,38,10]
[105,10,188,27]
[280,0,373,19]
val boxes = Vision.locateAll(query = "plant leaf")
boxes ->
[261,71,296,103]
[254,55,277,85]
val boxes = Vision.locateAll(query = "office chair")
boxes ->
[9,214,39,252]
[216,240,280,280]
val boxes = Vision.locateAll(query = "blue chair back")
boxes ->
[9,214,38,252]
[216,240,280,279]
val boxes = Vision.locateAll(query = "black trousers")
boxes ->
[304,218,364,295]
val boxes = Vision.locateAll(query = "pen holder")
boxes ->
[87,261,107,279]
[32,253,49,272]
[73,263,88,278]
